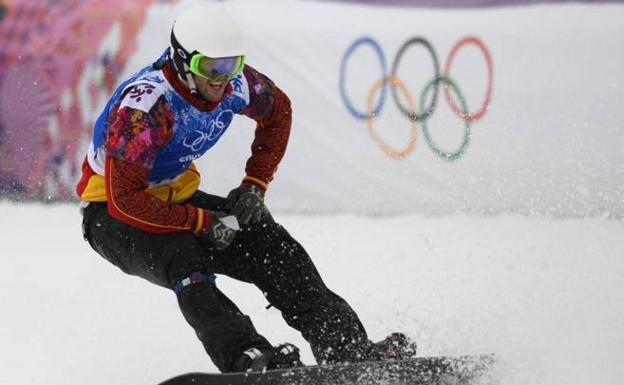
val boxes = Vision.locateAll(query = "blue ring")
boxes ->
[339,36,387,120]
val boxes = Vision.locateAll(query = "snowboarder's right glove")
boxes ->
[226,183,269,225]
[195,209,240,250]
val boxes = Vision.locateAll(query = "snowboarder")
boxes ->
[77,4,416,373]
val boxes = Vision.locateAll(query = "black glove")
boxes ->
[196,210,239,250]
[226,183,269,225]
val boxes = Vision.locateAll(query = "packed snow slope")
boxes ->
[1,203,623,385]
[118,0,624,217]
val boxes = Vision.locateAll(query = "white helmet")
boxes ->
[169,5,245,92]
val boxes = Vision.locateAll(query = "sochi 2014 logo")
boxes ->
[182,109,234,153]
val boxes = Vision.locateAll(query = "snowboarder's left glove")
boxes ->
[195,210,239,250]
[226,183,269,225]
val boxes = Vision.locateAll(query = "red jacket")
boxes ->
[76,60,291,234]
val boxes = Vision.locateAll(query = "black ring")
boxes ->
[390,37,440,122]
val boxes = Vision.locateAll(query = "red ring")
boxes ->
[443,36,493,123]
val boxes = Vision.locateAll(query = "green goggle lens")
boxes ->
[189,54,245,81]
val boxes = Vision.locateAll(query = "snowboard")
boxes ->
[158,354,495,385]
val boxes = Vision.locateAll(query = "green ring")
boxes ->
[420,76,471,161]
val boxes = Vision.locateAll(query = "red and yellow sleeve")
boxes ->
[240,65,292,191]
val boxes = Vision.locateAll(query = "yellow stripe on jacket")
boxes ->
[80,163,201,204]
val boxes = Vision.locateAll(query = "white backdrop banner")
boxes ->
[2,0,623,218]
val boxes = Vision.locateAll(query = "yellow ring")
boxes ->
[366,75,418,160]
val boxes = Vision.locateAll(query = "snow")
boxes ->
[2,202,623,384]
[2,0,624,384]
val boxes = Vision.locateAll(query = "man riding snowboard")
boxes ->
[77,4,416,373]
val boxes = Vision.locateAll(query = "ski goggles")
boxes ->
[189,54,245,82]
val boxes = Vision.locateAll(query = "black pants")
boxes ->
[82,191,371,371]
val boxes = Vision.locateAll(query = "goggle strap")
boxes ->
[181,61,199,94]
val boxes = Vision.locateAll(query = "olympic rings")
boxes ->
[339,35,493,161]
[367,75,418,160]
[443,36,494,122]
[421,76,470,161]
[339,36,387,120]
[390,37,440,122]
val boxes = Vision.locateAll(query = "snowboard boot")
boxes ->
[233,343,303,372]
[367,332,417,361]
